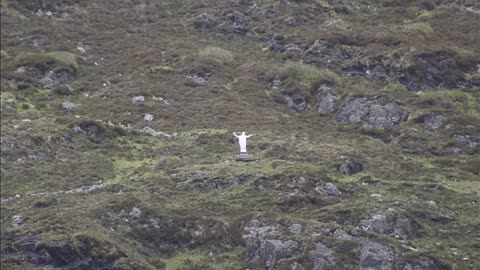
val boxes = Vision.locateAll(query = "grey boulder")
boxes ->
[336,97,407,128]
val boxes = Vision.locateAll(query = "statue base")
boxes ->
[234,153,255,162]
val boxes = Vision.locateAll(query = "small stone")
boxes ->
[77,46,86,54]
[129,207,142,218]
[132,96,145,103]
[73,126,85,133]
[143,126,158,136]
[61,101,76,111]
[12,215,24,227]
[152,96,170,104]
[144,114,154,122]
[289,224,302,235]
[296,177,307,184]
[187,74,208,85]
[425,200,437,207]
[370,194,383,202]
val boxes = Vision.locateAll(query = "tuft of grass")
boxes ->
[418,89,480,116]
[403,22,434,36]
[14,51,80,74]
[280,62,340,89]
[198,46,235,65]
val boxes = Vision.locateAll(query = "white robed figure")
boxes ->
[233,132,252,154]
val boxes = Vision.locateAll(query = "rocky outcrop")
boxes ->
[336,97,407,128]
[359,210,413,239]
[359,241,393,270]
[40,70,75,89]
[260,239,299,268]
[186,72,212,86]
[452,134,478,148]
[285,95,308,113]
[317,93,338,114]
[243,220,300,269]
[310,242,337,270]
[11,234,126,269]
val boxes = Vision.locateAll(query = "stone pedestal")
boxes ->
[235,153,255,162]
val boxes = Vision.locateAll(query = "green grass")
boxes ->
[1,0,479,269]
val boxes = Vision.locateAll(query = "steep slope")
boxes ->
[1,0,479,269]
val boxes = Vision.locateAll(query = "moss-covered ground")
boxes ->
[1,0,479,269]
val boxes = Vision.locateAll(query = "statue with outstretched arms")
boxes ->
[233,132,252,154]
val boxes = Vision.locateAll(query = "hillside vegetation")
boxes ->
[1,0,479,269]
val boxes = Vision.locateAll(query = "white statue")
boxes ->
[233,132,252,154]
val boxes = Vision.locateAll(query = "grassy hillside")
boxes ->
[1,0,479,269]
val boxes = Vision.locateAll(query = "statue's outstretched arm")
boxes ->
[246,134,253,138]
[233,132,239,138]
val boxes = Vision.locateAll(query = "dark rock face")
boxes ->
[336,97,407,128]
[310,242,337,270]
[17,235,124,269]
[338,158,363,176]
[359,242,393,270]
[343,51,479,91]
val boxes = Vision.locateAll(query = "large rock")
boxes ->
[310,242,337,270]
[336,97,407,128]
[317,93,337,114]
[260,239,299,268]
[359,242,393,270]
[359,211,413,239]
[243,220,282,261]
[243,220,300,268]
